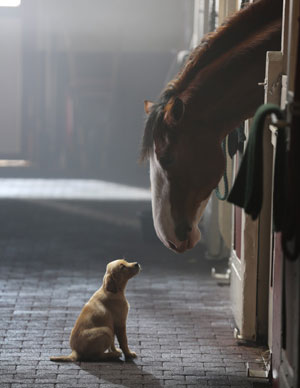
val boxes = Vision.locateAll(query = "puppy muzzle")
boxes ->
[134,262,141,271]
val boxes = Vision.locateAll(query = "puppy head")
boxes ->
[103,259,141,293]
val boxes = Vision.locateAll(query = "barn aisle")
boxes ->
[0,198,269,388]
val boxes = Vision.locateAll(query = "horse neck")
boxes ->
[176,0,282,139]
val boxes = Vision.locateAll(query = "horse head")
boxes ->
[140,0,282,253]
[141,90,225,253]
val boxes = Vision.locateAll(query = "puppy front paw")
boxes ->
[125,351,137,359]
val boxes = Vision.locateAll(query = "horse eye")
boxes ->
[120,264,126,269]
[159,155,174,169]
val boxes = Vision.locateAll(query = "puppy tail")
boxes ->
[50,350,78,362]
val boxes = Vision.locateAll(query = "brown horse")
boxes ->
[141,0,282,253]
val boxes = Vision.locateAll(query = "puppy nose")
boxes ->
[175,223,192,242]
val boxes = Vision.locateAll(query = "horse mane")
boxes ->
[140,0,283,161]
[174,0,282,95]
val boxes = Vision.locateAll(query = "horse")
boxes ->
[141,0,282,253]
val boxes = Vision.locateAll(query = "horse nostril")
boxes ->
[168,241,177,250]
[175,223,192,242]
[134,263,139,268]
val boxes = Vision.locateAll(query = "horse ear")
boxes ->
[144,100,154,115]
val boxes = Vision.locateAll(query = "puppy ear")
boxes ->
[103,274,118,293]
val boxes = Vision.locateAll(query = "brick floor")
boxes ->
[0,199,270,388]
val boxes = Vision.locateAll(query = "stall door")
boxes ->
[230,21,283,346]
[230,137,259,341]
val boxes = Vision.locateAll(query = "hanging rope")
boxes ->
[215,138,229,200]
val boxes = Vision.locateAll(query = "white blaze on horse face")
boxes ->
[149,150,175,249]
[149,148,209,252]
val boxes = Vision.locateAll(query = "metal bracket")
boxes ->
[233,327,244,341]
[233,330,271,380]
[211,267,231,285]
[270,113,290,129]
[270,100,300,128]
[246,350,271,379]
[246,363,269,379]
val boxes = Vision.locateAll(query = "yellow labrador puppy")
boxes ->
[50,259,140,362]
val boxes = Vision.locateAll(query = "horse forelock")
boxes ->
[140,87,177,162]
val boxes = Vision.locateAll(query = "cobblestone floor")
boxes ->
[0,199,270,388]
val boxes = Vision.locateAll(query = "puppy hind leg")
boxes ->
[79,327,121,361]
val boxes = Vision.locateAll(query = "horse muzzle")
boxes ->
[167,225,201,253]
[175,222,192,242]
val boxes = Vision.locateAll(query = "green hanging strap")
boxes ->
[215,138,229,200]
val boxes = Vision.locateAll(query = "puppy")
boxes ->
[50,259,140,362]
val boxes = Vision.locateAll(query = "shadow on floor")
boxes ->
[79,359,163,387]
